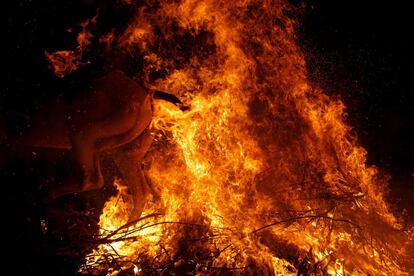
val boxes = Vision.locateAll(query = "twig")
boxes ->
[97,221,209,244]
[100,213,162,240]
[199,265,247,271]
[251,215,360,234]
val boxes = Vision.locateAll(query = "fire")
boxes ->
[77,0,413,274]
[45,16,96,78]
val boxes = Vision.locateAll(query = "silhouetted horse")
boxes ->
[1,70,183,221]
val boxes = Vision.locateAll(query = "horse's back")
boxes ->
[5,70,151,150]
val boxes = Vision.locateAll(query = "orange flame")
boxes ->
[45,16,96,78]
[81,0,413,274]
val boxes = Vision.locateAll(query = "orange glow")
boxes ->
[45,16,96,78]
[79,0,413,274]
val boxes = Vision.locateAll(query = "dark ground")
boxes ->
[1,0,413,274]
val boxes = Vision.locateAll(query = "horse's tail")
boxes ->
[152,90,190,111]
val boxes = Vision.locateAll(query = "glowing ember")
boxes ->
[78,0,413,274]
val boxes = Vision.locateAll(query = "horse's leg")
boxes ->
[111,129,153,222]
[45,107,151,201]
[45,132,104,201]
[71,129,105,192]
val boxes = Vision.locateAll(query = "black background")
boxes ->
[2,0,413,274]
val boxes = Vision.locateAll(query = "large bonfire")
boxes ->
[56,0,414,274]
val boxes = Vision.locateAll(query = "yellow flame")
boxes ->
[81,0,413,274]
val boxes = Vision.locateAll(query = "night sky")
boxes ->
[301,0,414,215]
[2,0,413,274]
